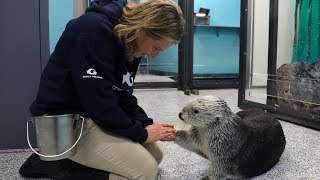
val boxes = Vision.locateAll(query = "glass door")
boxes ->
[192,0,241,89]
[241,0,270,105]
[239,0,320,130]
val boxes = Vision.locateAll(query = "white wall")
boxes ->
[250,0,295,86]
[251,0,270,86]
[277,0,295,68]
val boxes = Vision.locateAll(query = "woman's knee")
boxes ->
[138,156,159,180]
[142,143,164,165]
[153,145,163,165]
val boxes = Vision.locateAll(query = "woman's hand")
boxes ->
[145,123,175,143]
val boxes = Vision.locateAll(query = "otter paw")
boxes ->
[200,176,211,180]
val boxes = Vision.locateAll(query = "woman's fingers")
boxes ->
[161,134,175,141]
[160,130,175,139]
[145,123,176,142]
[161,123,174,128]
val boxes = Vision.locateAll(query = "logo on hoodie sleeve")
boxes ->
[112,71,134,92]
[122,72,133,86]
[83,68,103,79]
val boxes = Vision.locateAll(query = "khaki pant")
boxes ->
[69,118,163,180]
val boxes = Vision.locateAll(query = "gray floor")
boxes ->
[1,89,320,180]
[135,74,175,83]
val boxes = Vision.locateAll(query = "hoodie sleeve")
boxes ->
[117,59,154,127]
[65,14,148,143]
[118,92,154,128]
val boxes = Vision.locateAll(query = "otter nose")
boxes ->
[179,112,183,120]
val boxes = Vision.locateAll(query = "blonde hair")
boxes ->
[114,0,185,60]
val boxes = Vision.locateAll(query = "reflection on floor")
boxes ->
[245,87,268,105]
[1,89,320,180]
[135,74,175,83]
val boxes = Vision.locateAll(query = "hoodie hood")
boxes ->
[86,0,125,26]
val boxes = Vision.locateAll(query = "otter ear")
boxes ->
[214,115,222,122]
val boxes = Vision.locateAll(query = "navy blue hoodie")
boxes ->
[30,0,153,143]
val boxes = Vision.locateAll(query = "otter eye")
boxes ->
[194,110,199,114]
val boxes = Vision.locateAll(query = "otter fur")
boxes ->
[175,96,286,180]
